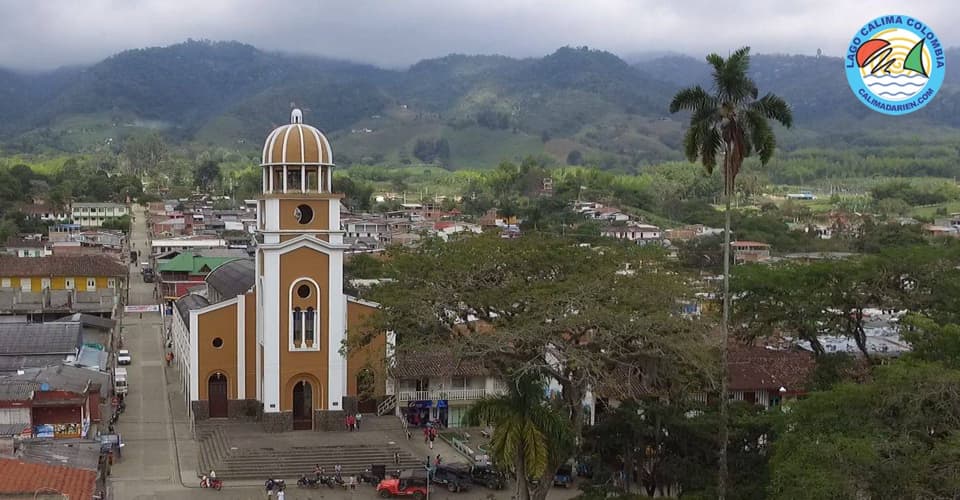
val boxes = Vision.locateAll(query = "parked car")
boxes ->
[117,349,132,365]
[553,463,574,488]
[441,463,505,490]
[431,465,471,492]
[377,469,428,499]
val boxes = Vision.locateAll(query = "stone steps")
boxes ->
[196,425,231,475]
[214,445,425,480]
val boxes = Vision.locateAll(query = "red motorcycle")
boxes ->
[200,475,223,491]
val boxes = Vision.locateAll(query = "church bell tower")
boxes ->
[256,109,348,428]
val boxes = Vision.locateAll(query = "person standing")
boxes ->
[277,487,285,500]
[428,427,436,450]
[335,463,342,482]
[355,411,363,430]
[265,478,276,499]
[394,450,401,466]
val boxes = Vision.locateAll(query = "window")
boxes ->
[451,377,467,390]
[293,307,303,346]
[40,278,50,289]
[20,279,31,292]
[305,307,316,348]
[107,278,116,289]
[290,279,321,351]
[64,278,75,290]
[1,278,10,288]
[294,204,313,224]
[86,278,96,290]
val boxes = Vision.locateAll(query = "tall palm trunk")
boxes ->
[717,163,733,500]
[516,450,530,500]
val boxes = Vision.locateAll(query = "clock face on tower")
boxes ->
[294,204,314,224]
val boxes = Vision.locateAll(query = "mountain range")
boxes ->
[1,40,958,169]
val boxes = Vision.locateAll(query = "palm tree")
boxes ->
[669,46,792,499]
[464,375,570,500]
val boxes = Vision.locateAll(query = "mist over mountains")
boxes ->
[1,40,958,169]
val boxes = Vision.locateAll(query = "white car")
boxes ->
[117,349,132,365]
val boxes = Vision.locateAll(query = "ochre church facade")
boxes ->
[171,109,385,431]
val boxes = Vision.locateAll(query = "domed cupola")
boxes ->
[260,109,334,194]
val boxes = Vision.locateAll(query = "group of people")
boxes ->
[344,411,363,431]
[264,477,286,499]
[311,464,358,489]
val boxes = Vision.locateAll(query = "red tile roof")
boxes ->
[0,255,126,277]
[0,458,96,499]
[728,346,815,392]
[391,351,491,379]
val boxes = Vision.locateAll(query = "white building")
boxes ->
[151,236,228,255]
[71,203,129,228]
[601,223,662,243]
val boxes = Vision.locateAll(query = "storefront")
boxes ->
[402,400,433,427]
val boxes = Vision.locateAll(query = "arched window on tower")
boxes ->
[305,307,316,348]
[293,307,302,347]
[290,279,321,352]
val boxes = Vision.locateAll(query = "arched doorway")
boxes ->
[292,380,313,430]
[208,373,228,418]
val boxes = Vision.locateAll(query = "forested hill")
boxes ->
[2,40,959,170]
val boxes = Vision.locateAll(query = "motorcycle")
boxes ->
[200,475,223,491]
[297,475,320,489]
[359,468,379,486]
[318,475,337,488]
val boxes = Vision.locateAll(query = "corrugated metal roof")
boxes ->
[0,423,28,436]
[0,381,38,400]
[205,258,254,301]
[0,355,68,374]
[0,323,80,355]
[4,365,105,396]
[55,313,116,330]
[156,251,237,275]
[18,439,102,471]
[175,294,209,326]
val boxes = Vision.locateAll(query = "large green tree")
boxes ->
[361,234,712,496]
[669,46,792,499]
[122,132,167,176]
[194,159,222,192]
[769,361,960,499]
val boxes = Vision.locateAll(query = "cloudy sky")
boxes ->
[0,0,956,71]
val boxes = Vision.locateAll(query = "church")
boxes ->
[170,109,386,432]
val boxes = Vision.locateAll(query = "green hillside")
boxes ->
[1,40,959,176]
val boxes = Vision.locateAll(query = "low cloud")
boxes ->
[0,0,956,71]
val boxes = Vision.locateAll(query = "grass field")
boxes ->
[912,202,960,219]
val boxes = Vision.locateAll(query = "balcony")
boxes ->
[396,387,504,402]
